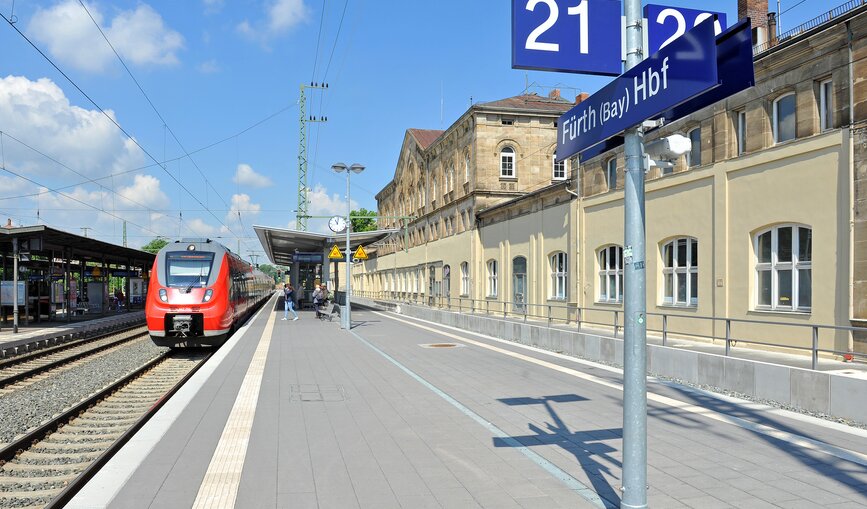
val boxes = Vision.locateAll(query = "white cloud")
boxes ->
[238,0,309,40]
[221,193,261,236]
[197,59,220,73]
[299,183,358,234]
[233,163,272,188]
[185,217,219,237]
[28,1,184,73]
[307,183,357,217]
[117,174,170,209]
[0,75,145,178]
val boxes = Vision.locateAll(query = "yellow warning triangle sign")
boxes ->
[328,244,343,259]
[353,244,368,260]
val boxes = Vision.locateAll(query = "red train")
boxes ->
[146,239,272,348]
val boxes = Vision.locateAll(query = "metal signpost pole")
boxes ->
[12,237,19,333]
[344,171,352,330]
[622,0,647,507]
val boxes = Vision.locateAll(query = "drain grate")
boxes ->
[419,343,463,349]
[289,384,347,402]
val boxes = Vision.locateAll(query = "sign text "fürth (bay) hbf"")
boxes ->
[557,17,719,160]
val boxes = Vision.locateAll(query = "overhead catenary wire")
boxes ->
[0,12,243,246]
[76,1,249,249]
[0,103,295,202]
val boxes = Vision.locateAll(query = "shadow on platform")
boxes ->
[493,393,622,508]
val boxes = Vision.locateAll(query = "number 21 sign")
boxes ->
[512,0,622,76]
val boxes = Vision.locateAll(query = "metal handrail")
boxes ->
[353,290,866,370]
[753,0,867,55]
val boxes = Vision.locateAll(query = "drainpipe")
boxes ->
[847,20,856,355]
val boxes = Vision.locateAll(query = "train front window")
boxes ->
[166,252,215,289]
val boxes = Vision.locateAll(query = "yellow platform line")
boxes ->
[192,309,276,509]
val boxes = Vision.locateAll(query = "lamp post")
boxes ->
[331,162,365,330]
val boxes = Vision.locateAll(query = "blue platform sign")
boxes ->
[556,17,719,160]
[645,4,727,55]
[512,0,622,76]
[576,18,754,162]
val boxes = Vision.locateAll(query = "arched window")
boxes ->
[755,225,811,311]
[460,262,470,296]
[606,158,617,191]
[598,246,623,303]
[773,93,796,143]
[553,153,567,180]
[464,153,470,182]
[500,147,515,178]
[487,259,498,297]
[687,127,701,167]
[549,252,567,299]
[662,237,698,306]
[432,176,438,201]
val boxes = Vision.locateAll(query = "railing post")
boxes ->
[725,319,731,356]
[662,314,668,347]
[614,311,619,339]
[523,305,527,323]
[471,299,475,314]
[577,307,582,332]
[503,301,507,319]
[548,305,552,327]
[486,300,489,315]
[812,326,819,370]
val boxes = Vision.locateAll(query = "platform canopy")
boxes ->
[253,226,398,266]
[0,225,155,267]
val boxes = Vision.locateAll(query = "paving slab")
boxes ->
[67,305,867,508]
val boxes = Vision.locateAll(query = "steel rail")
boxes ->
[0,330,149,387]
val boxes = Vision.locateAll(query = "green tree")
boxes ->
[258,264,276,277]
[350,208,378,232]
[141,237,170,254]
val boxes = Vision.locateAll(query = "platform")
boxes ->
[70,295,867,508]
[0,311,145,354]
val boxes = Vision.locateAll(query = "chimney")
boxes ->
[767,12,777,46]
[3,218,12,229]
[738,0,769,47]
[575,92,590,105]
[548,89,561,100]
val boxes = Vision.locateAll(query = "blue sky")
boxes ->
[0,0,825,261]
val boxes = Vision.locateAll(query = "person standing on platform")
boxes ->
[284,283,298,321]
[312,284,323,319]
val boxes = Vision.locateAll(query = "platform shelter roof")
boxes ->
[0,225,155,267]
[253,225,397,266]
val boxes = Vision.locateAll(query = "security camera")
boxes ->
[643,134,691,171]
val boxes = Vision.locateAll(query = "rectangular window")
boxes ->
[487,260,498,297]
[687,128,701,167]
[549,252,567,299]
[662,238,698,306]
[165,252,215,288]
[460,262,470,296]
[606,159,617,191]
[820,79,833,131]
[553,158,567,180]
[774,94,796,143]
[598,246,623,303]
[754,226,811,312]
[736,110,747,155]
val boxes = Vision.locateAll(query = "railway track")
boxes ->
[0,350,210,509]
[0,327,149,392]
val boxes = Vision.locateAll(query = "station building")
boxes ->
[353,0,867,357]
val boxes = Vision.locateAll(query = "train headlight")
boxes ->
[159,288,168,302]
[202,289,213,303]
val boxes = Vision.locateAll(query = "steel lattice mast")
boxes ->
[297,83,328,231]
